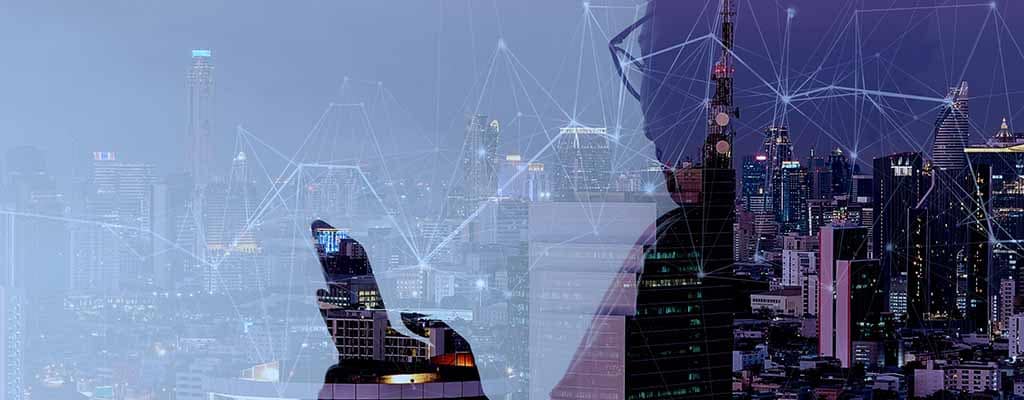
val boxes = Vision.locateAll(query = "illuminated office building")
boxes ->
[818,226,889,367]
[552,126,611,201]
[872,152,926,320]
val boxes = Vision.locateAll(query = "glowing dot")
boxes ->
[475,279,487,290]
[787,8,796,18]
[990,1,997,9]
[583,1,590,9]
[497,38,507,49]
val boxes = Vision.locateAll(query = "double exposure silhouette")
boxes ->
[312,220,488,399]
[551,1,750,399]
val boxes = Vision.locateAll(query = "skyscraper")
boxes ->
[931,81,969,173]
[779,161,809,235]
[966,118,1024,317]
[872,152,926,320]
[553,126,611,201]
[449,115,500,217]
[0,286,23,400]
[740,154,768,210]
[187,49,214,186]
[918,84,989,331]
[807,151,831,200]
[73,152,156,293]
[818,225,884,368]
[829,148,851,197]
[201,151,263,294]
[763,125,794,222]
[2,146,68,299]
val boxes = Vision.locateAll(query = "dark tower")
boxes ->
[704,0,737,169]
[624,1,739,399]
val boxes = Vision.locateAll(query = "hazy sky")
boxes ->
[2,0,1024,178]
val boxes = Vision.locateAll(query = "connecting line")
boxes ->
[803,85,950,104]
[0,209,212,269]
[422,127,569,264]
[854,3,994,14]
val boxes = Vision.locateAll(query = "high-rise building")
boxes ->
[0,286,23,400]
[931,81,969,173]
[818,225,886,368]
[807,151,831,200]
[999,279,1016,334]
[449,115,500,218]
[778,161,808,234]
[739,154,774,261]
[72,152,156,293]
[872,152,926,320]
[918,86,989,332]
[829,148,851,197]
[159,172,200,291]
[966,118,1024,316]
[741,154,768,210]
[199,152,264,294]
[204,152,258,252]
[498,154,551,201]
[2,146,68,300]
[962,163,991,333]
[553,126,611,201]
[187,49,214,186]
[1009,314,1024,361]
[763,125,794,222]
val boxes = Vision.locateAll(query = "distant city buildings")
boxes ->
[71,152,156,294]
[552,126,611,201]
[449,115,501,218]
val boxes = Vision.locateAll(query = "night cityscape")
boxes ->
[6,0,1024,399]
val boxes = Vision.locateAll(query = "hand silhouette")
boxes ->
[311,220,488,399]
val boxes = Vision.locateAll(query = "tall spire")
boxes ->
[704,0,738,169]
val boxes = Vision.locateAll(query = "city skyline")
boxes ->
[6,1,1024,400]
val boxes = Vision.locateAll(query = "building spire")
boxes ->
[704,0,738,169]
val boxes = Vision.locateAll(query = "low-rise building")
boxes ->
[750,288,802,316]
